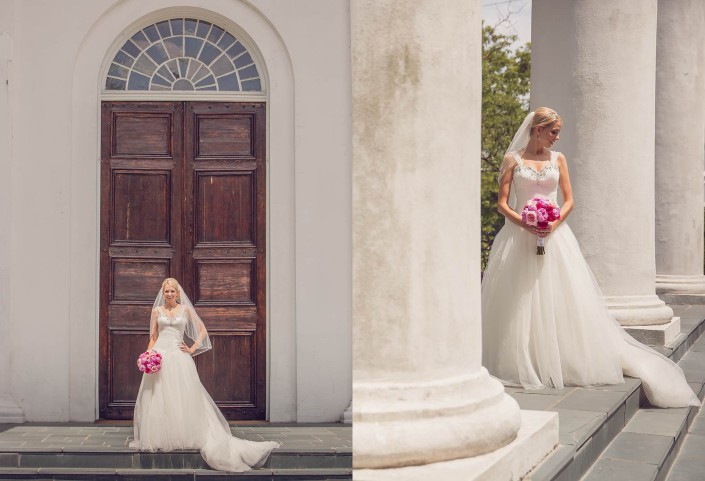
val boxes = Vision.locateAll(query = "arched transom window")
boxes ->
[105,18,262,92]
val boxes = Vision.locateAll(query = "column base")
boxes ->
[656,274,705,298]
[604,294,674,326]
[354,410,558,481]
[353,369,521,469]
[341,401,352,424]
[0,395,24,423]
[623,316,681,347]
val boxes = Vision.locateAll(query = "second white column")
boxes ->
[531,0,674,329]
[654,0,705,299]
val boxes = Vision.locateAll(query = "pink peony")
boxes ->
[537,208,549,223]
[137,350,162,374]
[524,210,538,226]
[522,197,561,255]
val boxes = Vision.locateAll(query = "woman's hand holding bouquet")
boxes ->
[521,197,561,255]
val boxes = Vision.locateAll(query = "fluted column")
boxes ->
[654,0,705,297]
[352,0,520,469]
[531,0,673,327]
[0,31,24,423]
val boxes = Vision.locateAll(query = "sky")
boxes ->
[482,0,532,47]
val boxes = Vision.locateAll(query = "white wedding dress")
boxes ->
[129,306,280,471]
[482,150,700,408]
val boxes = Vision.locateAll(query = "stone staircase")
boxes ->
[0,424,351,480]
[524,304,705,481]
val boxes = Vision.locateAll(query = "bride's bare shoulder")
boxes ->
[555,151,568,165]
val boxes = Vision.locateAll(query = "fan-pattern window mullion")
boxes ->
[106,18,262,92]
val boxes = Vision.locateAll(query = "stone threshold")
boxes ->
[523,304,705,481]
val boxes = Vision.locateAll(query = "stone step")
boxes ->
[0,448,351,470]
[580,403,701,481]
[523,306,705,481]
[0,466,352,480]
[664,409,705,481]
[0,422,351,479]
[0,448,352,479]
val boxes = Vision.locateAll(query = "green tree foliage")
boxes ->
[481,23,531,270]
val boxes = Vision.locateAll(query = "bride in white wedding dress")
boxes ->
[482,107,700,408]
[129,278,280,471]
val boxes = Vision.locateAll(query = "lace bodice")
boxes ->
[511,150,560,208]
[153,306,187,351]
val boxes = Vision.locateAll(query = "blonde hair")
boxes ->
[162,278,181,303]
[531,107,561,134]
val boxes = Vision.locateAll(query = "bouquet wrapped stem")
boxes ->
[521,197,561,255]
[537,237,546,255]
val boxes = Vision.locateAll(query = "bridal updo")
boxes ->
[530,107,561,134]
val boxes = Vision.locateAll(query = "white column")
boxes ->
[351,0,521,469]
[0,31,23,423]
[531,0,675,331]
[654,0,705,298]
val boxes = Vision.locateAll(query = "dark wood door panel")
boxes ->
[110,331,150,404]
[195,114,255,159]
[195,332,258,417]
[184,102,266,420]
[110,170,173,245]
[194,171,256,245]
[194,258,257,305]
[107,305,157,330]
[100,101,184,420]
[112,112,174,158]
[111,258,171,302]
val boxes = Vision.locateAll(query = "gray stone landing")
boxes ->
[0,423,351,480]
[523,304,705,481]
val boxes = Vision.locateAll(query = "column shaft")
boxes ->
[352,0,520,468]
[655,0,705,295]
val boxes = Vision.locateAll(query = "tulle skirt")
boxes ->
[482,221,699,408]
[130,346,280,472]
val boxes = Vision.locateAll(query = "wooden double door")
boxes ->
[99,101,266,420]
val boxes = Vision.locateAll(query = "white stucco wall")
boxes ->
[0,0,18,417]
[252,1,352,422]
[3,0,351,422]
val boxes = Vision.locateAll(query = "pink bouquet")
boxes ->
[521,197,561,255]
[137,350,162,374]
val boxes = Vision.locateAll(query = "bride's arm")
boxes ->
[554,152,574,227]
[146,309,159,350]
[497,154,537,233]
[184,306,208,354]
